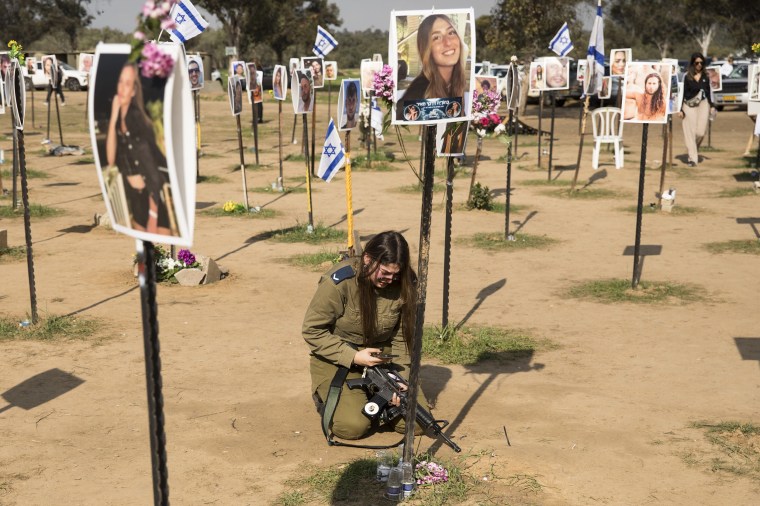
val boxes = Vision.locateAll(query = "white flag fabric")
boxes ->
[318,119,345,183]
[549,22,573,57]
[313,25,338,57]
[585,1,605,95]
[169,0,209,44]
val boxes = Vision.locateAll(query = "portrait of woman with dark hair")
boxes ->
[396,13,468,120]
[106,62,174,235]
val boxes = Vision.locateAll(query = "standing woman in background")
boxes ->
[680,52,715,167]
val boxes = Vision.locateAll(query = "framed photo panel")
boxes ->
[610,48,631,77]
[273,65,287,100]
[621,61,672,124]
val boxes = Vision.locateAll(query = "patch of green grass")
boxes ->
[423,324,555,365]
[271,223,347,244]
[250,185,306,194]
[197,175,227,184]
[546,187,621,199]
[517,164,545,172]
[394,183,445,194]
[521,178,571,186]
[488,202,526,214]
[286,250,343,271]
[0,246,25,263]
[460,232,558,252]
[0,203,62,219]
[285,176,307,184]
[284,153,307,162]
[201,207,277,219]
[564,278,707,304]
[619,204,703,215]
[0,315,100,342]
[1,168,49,179]
[717,187,757,198]
[689,421,760,480]
[704,239,760,255]
[699,145,724,153]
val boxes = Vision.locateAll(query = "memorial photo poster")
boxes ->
[543,56,569,91]
[706,65,722,92]
[9,60,26,129]
[337,78,360,131]
[610,48,631,77]
[292,68,314,114]
[88,43,196,247]
[25,56,36,76]
[79,53,94,74]
[273,65,287,100]
[324,61,337,81]
[254,70,263,104]
[230,59,248,89]
[42,54,58,88]
[577,59,588,84]
[289,57,300,75]
[749,64,760,102]
[302,56,324,88]
[246,62,258,104]
[228,75,243,115]
[668,78,684,114]
[599,76,611,99]
[475,76,497,95]
[504,63,520,111]
[186,54,204,90]
[390,8,475,125]
[529,60,544,92]
[436,121,468,156]
[621,61,672,124]
[360,59,383,97]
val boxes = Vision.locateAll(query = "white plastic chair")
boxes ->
[591,107,623,170]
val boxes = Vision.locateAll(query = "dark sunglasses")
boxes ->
[189,68,200,74]
[694,61,704,65]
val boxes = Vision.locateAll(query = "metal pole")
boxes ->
[252,99,260,166]
[442,156,455,328]
[345,131,354,255]
[571,95,591,191]
[136,240,170,506]
[537,92,543,168]
[303,114,314,229]
[311,91,317,176]
[17,126,38,324]
[12,126,19,209]
[194,90,200,181]
[548,92,556,181]
[657,118,669,206]
[236,115,249,210]
[291,113,298,144]
[632,124,649,288]
[366,91,372,167]
[46,90,51,141]
[404,125,436,464]
[278,101,283,189]
[54,93,64,146]
[505,108,514,239]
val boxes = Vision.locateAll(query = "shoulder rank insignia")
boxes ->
[330,265,355,284]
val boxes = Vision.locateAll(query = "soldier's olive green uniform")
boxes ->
[303,258,428,440]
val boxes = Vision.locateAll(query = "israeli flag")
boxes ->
[313,25,338,57]
[318,119,345,183]
[549,22,573,57]
[169,0,209,44]
[585,1,605,95]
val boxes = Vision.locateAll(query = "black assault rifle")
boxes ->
[346,365,462,452]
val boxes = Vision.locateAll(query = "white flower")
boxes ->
[494,124,506,135]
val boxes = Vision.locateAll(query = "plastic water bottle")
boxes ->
[401,461,414,499]
[376,450,391,482]
[386,466,403,501]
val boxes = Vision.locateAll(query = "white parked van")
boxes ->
[23,60,88,91]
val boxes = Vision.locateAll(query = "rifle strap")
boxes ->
[321,366,404,450]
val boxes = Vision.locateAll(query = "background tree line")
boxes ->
[3,0,758,70]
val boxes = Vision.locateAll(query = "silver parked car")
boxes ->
[713,62,751,110]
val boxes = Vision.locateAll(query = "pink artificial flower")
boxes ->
[134,31,146,41]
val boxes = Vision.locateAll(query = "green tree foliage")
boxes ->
[488,0,578,60]
[1,0,93,50]
[331,29,388,69]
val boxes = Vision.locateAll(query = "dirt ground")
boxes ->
[1,83,759,506]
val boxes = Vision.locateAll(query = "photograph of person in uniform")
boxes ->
[100,60,177,236]
[303,230,429,441]
[292,69,314,114]
[338,79,360,130]
[186,55,203,90]
[544,57,569,90]
[392,9,474,124]
[623,62,671,124]
[610,48,630,77]
[324,61,337,80]
[79,53,94,74]
[273,65,287,100]
[475,76,497,95]
[43,55,65,105]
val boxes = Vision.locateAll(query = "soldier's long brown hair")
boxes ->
[357,231,417,351]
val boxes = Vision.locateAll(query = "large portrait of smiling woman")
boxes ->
[390,9,475,126]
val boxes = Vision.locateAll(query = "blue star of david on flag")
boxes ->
[318,119,345,183]
[175,13,187,24]
[169,0,209,44]
[312,25,338,57]
[549,22,573,57]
